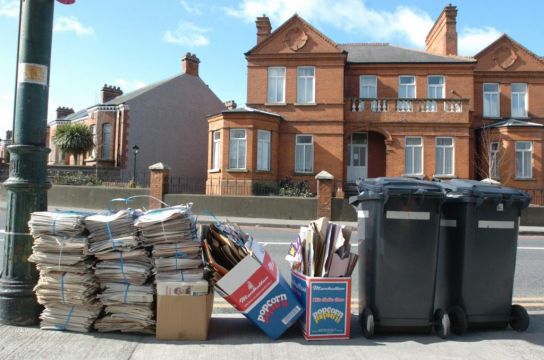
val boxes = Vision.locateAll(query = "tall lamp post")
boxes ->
[132,145,139,184]
[0,0,55,325]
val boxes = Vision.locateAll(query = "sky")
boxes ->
[0,0,543,138]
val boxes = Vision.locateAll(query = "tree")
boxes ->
[53,123,94,165]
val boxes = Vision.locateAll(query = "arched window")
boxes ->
[102,123,112,160]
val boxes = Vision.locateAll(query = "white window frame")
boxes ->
[229,129,247,170]
[435,137,454,176]
[399,75,416,99]
[101,123,112,160]
[489,142,500,180]
[428,75,445,99]
[515,141,532,179]
[90,125,97,159]
[483,83,500,118]
[359,75,377,99]
[211,130,221,171]
[404,136,423,176]
[257,130,271,171]
[296,66,315,104]
[295,134,313,173]
[511,83,528,118]
[267,67,286,104]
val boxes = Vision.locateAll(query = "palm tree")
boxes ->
[53,123,94,165]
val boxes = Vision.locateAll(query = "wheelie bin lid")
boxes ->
[349,177,445,204]
[434,179,531,208]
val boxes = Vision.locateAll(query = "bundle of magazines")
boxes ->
[285,217,358,277]
[201,222,250,287]
[28,211,102,332]
[86,209,155,334]
[135,204,204,283]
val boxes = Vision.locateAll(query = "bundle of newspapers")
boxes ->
[86,210,155,333]
[135,204,204,283]
[285,217,359,277]
[28,211,102,332]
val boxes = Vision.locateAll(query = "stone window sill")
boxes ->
[515,177,535,181]
[255,170,271,173]
[294,103,317,106]
[265,103,286,106]
[208,169,221,173]
[227,168,249,173]
[293,172,314,176]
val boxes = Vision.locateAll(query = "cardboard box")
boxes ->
[156,290,214,340]
[291,270,351,340]
[215,239,303,339]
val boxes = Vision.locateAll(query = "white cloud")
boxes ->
[54,16,95,36]
[114,79,147,92]
[458,26,502,56]
[225,0,434,47]
[0,0,18,17]
[163,21,211,47]
[180,0,202,15]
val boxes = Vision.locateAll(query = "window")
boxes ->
[102,123,112,160]
[211,130,220,170]
[435,137,454,176]
[511,83,527,118]
[428,76,445,99]
[50,137,56,162]
[399,76,416,98]
[515,141,532,179]
[297,66,315,104]
[267,67,285,104]
[359,75,377,98]
[229,129,246,169]
[295,135,313,173]
[405,137,423,175]
[489,142,500,179]
[257,130,271,171]
[483,83,500,118]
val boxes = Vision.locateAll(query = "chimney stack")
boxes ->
[101,84,123,103]
[5,130,12,141]
[181,53,200,76]
[425,4,458,56]
[225,100,237,110]
[256,15,272,44]
[56,106,74,119]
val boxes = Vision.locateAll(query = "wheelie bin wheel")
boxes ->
[449,306,468,335]
[434,309,450,339]
[509,304,530,332]
[362,308,375,338]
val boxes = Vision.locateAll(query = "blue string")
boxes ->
[123,283,130,303]
[60,272,66,305]
[119,251,128,283]
[106,222,115,250]
[55,306,75,331]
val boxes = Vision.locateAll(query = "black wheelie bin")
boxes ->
[434,179,531,334]
[350,177,450,339]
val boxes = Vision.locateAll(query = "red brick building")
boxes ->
[207,5,544,196]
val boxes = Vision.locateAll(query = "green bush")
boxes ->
[278,177,314,197]
[252,181,279,196]
[50,171,103,186]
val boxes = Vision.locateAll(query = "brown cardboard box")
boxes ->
[156,291,214,340]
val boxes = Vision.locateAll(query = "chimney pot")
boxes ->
[181,53,200,76]
[225,100,237,110]
[101,84,123,103]
[56,106,75,119]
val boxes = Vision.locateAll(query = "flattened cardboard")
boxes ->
[156,291,214,340]
[291,270,351,340]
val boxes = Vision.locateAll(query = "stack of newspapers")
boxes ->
[135,205,204,282]
[28,211,102,332]
[85,210,155,333]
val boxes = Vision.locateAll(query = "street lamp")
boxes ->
[132,145,139,184]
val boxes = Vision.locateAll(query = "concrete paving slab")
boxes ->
[1,312,543,360]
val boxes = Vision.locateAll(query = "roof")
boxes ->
[481,119,544,129]
[104,74,181,105]
[218,106,283,119]
[339,43,475,64]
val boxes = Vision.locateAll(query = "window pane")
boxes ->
[428,76,444,85]
[268,67,285,103]
[414,147,422,173]
[444,147,453,174]
[406,137,422,146]
[360,76,377,98]
[258,130,270,141]
[516,141,531,150]
[484,83,499,92]
[436,147,444,174]
[515,152,523,177]
[400,76,415,85]
[511,83,526,92]
[405,147,413,174]
[231,129,245,139]
[297,135,312,144]
[352,133,368,145]
[102,124,112,159]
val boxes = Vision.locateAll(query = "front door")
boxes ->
[347,132,368,182]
